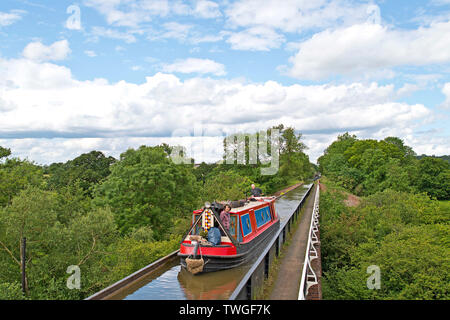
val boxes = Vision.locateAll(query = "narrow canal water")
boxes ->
[110,184,313,300]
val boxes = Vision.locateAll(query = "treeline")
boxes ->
[317,134,449,300]
[318,133,450,200]
[0,125,314,299]
[417,154,450,163]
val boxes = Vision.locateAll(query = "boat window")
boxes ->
[191,214,201,235]
[241,213,252,237]
[255,206,271,228]
[229,215,238,239]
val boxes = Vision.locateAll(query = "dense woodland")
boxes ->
[318,134,449,299]
[0,125,314,299]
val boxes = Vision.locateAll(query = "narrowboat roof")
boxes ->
[192,196,277,215]
[228,197,276,213]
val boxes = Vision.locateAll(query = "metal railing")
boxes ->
[298,183,320,300]
[229,183,314,300]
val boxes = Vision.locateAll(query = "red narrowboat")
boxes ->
[178,196,280,274]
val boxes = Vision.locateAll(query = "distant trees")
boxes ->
[222,125,314,195]
[45,151,116,195]
[318,134,450,200]
[203,171,253,202]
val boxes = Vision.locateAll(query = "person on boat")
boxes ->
[250,184,263,198]
[219,204,231,235]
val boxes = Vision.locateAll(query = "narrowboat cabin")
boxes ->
[178,196,279,274]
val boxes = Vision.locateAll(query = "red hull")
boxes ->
[179,197,279,273]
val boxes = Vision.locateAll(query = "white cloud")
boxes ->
[84,0,221,28]
[287,21,450,80]
[442,83,450,108]
[397,83,421,97]
[162,58,227,76]
[83,0,164,27]
[22,40,71,62]
[90,26,139,43]
[84,50,97,57]
[148,22,194,41]
[225,0,372,33]
[1,54,444,164]
[227,26,285,51]
[0,58,74,90]
[194,0,222,19]
[0,10,24,27]
[146,22,229,45]
[131,65,143,71]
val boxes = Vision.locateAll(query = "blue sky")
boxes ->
[0,0,449,164]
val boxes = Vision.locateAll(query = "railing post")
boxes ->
[275,236,279,256]
[264,253,269,279]
[246,277,252,300]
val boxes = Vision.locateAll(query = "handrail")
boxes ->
[229,183,314,300]
[298,182,320,300]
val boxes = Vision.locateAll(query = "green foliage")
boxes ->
[0,186,120,299]
[128,226,155,242]
[105,237,180,282]
[0,158,44,207]
[94,145,201,238]
[45,151,116,196]
[0,146,12,160]
[415,157,450,200]
[203,170,253,201]
[320,180,450,300]
[221,124,314,195]
[193,162,218,183]
[0,282,26,300]
[318,134,449,200]
[416,154,450,163]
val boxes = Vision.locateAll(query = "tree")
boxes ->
[320,181,450,300]
[0,186,119,299]
[0,186,59,294]
[318,132,356,174]
[203,170,253,202]
[94,145,201,238]
[383,137,415,158]
[46,151,116,195]
[0,146,11,161]
[415,157,450,200]
[0,158,44,207]
[280,127,307,155]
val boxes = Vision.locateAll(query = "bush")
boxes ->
[0,282,26,300]
[320,180,449,300]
